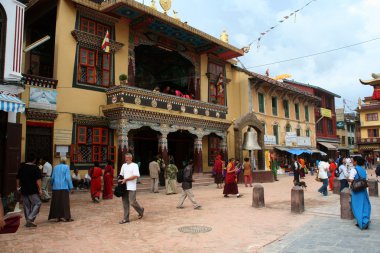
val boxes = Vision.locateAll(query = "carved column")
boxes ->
[117,118,129,174]
[219,134,228,161]
[194,137,203,173]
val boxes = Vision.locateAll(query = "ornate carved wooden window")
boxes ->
[71,126,114,163]
[78,47,110,87]
[208,62,225,105]
[80,17,111,38]
[208,134,220,166]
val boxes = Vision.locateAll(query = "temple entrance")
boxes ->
[134,45,196,98]
[167,131,194,170]
[129,127,159,175]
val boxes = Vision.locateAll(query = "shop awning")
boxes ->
[287,148,312,155]
[309,148,328,156]
[318,142,338,150]
[0,94,25,113]
[274,147,290,152]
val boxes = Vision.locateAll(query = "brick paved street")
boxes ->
[0,171,378,253]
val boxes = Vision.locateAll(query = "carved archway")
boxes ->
[233,112,265,170]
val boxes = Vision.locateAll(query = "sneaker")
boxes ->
[119,219,129,224]
[224,195,229,198]
[194,205,202,210]
[237,194,243,198]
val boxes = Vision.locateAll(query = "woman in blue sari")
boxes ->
[349,156,371,230]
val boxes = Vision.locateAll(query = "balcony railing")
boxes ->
[22,74,58,89]
[106,85,228,119]
[357,137,380,144]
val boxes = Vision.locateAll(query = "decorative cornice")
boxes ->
[73,114,109,126]
[71,30,124,52]
[22,74,58,89]
[103,106,231,132]
[26,108,58,121]
[77,5,119,25]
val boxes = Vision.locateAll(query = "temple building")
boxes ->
[14,0,323,185]
[358,73,380,158]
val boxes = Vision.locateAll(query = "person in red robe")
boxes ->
[103,160,114,199]
[328,159,336,191]
[213,155,224,189]
[223,158,242,198]
[90,161,103,203]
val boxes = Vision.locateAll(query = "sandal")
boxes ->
[119,219,129,224]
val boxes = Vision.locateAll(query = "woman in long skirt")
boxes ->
[223,158,242,198]
[349,156,371,230]
[48,157,73,222]
[103,160,114,199]
[90,161,103,203]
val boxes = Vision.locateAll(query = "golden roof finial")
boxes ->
[173,10,180,21]
[160,0,172,15]
[150,0,157,10]
[220,30,229,43]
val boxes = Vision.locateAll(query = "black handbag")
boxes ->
[114,175,126,198]
[350,168,368,192]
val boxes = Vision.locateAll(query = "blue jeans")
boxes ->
[318,178,328,196]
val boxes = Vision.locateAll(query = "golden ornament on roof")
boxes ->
[220,30,229,43]
[160,0,172,14]
[150,0,157,10]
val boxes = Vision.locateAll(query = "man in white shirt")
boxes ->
[41,158,52,202]
[118,153,144,224]
[317,158,330,196]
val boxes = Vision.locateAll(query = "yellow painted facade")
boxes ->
[20,0,317,178]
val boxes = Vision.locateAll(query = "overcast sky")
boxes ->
[142,0,379,111]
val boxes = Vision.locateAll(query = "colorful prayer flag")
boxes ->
[101,30,110,53]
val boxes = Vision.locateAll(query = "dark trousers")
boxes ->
[293,171,300,183]
[340,179,349,191]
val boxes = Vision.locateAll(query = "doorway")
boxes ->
[168,130,194,170]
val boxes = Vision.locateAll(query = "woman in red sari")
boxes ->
[90,161,103,203]
[223,158,242,198]
[103,160,114,199]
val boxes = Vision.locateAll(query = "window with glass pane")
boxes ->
[306,129,310,137]
[273,125,279,144]
[93,128,101,144]
[296,128,301,136]
[208,62,225,105]
[368,129,379,137]
[208,135,220,166]
[295,104,300,120]
[272,97,278,116]
[286,124,291,132]
[342,136,345,144]
[327,119,333,135]
[366,113,378,121]
[258,93,265,113]
[304,105,309,122]
[284,100,289,118]
[316,120,323,133]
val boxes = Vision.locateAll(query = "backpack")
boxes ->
[334,167,341,177]
[177,169,184,183]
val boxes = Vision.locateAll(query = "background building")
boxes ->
[0,0,26,196]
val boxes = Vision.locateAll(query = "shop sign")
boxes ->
[285,132,297,146]
[320,108,332,118]
[29,87,57,110]
[297,137,311,146]
[336,121,345,129]
[264,135,277,145]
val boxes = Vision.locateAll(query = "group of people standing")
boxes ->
[316,155,371,230]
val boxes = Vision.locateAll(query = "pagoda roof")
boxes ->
[359,73,380,86]
[72,0,244,60]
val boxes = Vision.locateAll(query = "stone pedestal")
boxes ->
[340,188,354,220]
[368,179,378,197]
[252,170,274,183]
[333,178,341,194]
[291,186,304,214]
[252,184,265,208]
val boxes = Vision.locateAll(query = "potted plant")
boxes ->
[119,74,128,85]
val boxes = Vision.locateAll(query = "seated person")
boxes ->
[83,172,91,189]
[71,169,84,189]
[175,90,183,97]
[153,86,160,92]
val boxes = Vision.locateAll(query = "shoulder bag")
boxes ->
[350,168,368,192]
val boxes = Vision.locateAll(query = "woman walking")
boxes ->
[165,160,178,194]
[223,158,242,198]
[90,161,103,203]
[349,156,371,230]
[213,155,224,189]
[337,157,349,191]
[243,157,253,187]
[103,160,114,199]
[48,157,73,222]
[328,159,336,191]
